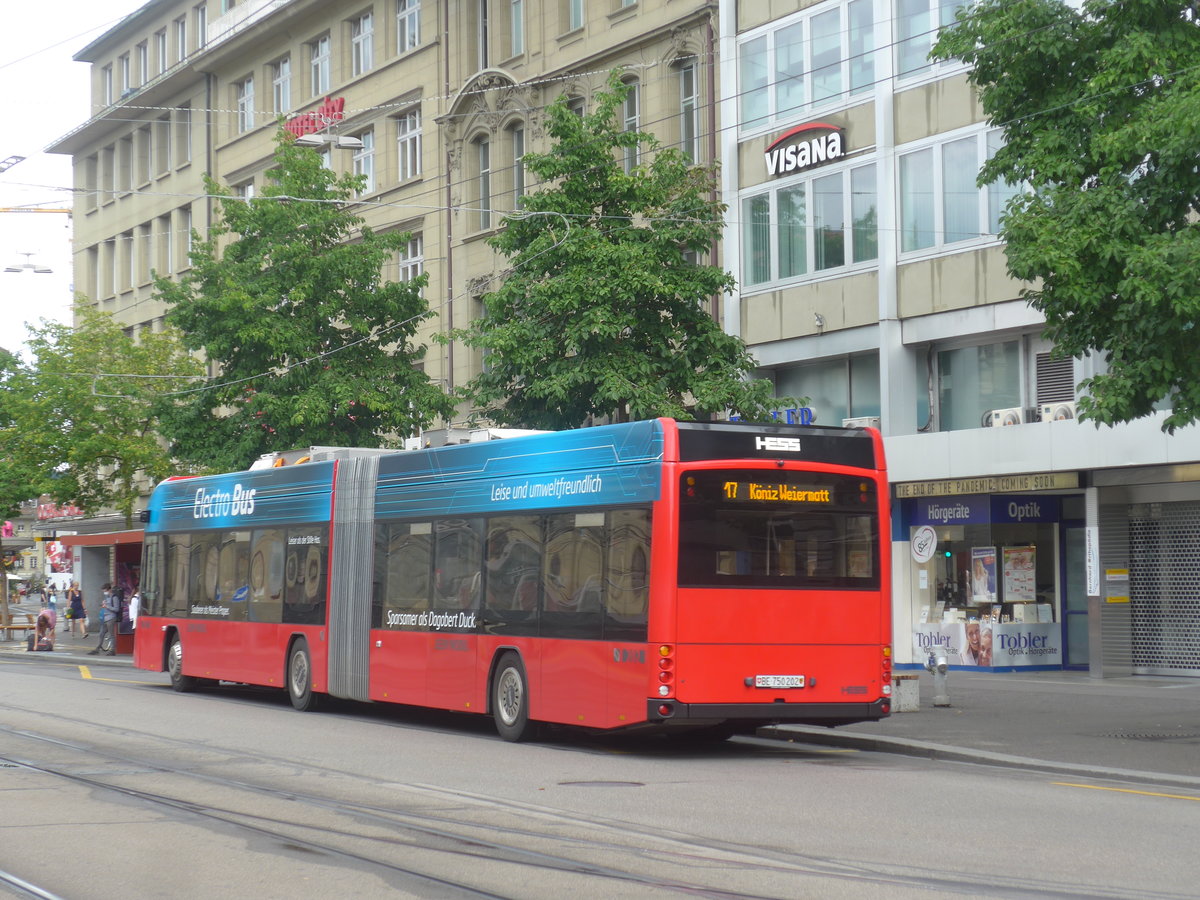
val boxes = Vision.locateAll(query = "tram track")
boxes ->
[0,698,1190,900]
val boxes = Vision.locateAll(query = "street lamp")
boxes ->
[294,133,363,149]
[4,252,52,274]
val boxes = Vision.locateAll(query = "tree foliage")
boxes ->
[459,73,791,429]
[156,132,454,470]
[0,348,52,522]
[934,0,1200,431]
[7,304,203,530]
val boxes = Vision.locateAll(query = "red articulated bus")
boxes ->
[135,418,892,740]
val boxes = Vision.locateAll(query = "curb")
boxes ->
[1,645,134,668]
[759,725,1200,791]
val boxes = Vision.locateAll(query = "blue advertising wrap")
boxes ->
[375,419,664,520]
[146,462,336,533]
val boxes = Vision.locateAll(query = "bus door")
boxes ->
[427,519,483,710]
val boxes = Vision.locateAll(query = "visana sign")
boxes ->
[765,123,845,177]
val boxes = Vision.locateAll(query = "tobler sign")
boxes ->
[765,122,845,177]
[284,96,346,139]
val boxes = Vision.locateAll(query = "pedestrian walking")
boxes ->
[67,582,87,637]
[88,583,120,656]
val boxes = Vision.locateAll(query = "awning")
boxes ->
[57,530,144,547]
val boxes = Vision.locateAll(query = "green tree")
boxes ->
[156,132,454,470]
[934,0,1200,431]
[0,348,53,620]
[12,304,203,530]
[459,73,792,429]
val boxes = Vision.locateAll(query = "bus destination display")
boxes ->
[722,481,832,504]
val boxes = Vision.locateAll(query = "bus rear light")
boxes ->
[658,704,674,717]
[658,671,672,684]
[658,657,672,670]
[658,645,672,658]
[657,685,671,697]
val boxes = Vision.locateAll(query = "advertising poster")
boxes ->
[970,547,997,603]
[912,622,993,666]
[912,622,1060,668]
[1002,546,1037,602]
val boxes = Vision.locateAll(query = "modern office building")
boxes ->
[720,0,1200,677]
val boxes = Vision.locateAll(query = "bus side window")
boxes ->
[248,529,285,624]
[541,513,603,640]
[283,527,328,625]
[433,519,483,611]
[165,533,191,617]
[605,508,649,642]
[219,531,252,621]
[141,535,161,617]
[374,522,433,628]
[483,516,542,614]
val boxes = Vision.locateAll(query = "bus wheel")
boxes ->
[492,652,534,742]
[167,635,197,693]
[287,639,319,712]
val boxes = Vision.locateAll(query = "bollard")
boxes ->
[925,648,951,707]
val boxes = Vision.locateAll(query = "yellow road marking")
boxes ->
[77,665,159,685]
[1053,782,1200,802]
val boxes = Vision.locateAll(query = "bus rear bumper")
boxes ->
[647,698,891,727]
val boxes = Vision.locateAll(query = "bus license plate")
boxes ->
[755,675,804,689]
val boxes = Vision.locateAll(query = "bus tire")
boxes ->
[287,639,319,712]
[167,634,198,693]
[492,652,534,742]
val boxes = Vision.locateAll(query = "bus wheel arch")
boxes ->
[167,630,198,693]
[286,636,320,712]
[490,650,534,742]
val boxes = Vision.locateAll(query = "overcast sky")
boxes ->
[0,1,142,357]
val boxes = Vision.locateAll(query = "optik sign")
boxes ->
[765,123,845,177]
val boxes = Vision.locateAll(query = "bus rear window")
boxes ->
[677,470,879,589]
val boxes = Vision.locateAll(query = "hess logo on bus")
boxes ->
[755,436,801,452]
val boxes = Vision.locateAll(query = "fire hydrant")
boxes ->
[925,647,951,707]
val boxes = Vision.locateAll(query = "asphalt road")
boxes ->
[1,655,1198,899]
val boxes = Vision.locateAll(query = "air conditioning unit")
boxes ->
[841,416,881,429]
[1041,401,1077,422]
[990,407,1026,427]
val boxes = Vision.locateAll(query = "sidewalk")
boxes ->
[1,608,130,668]
[6,620,1200,786]
[768,669,1200,789]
